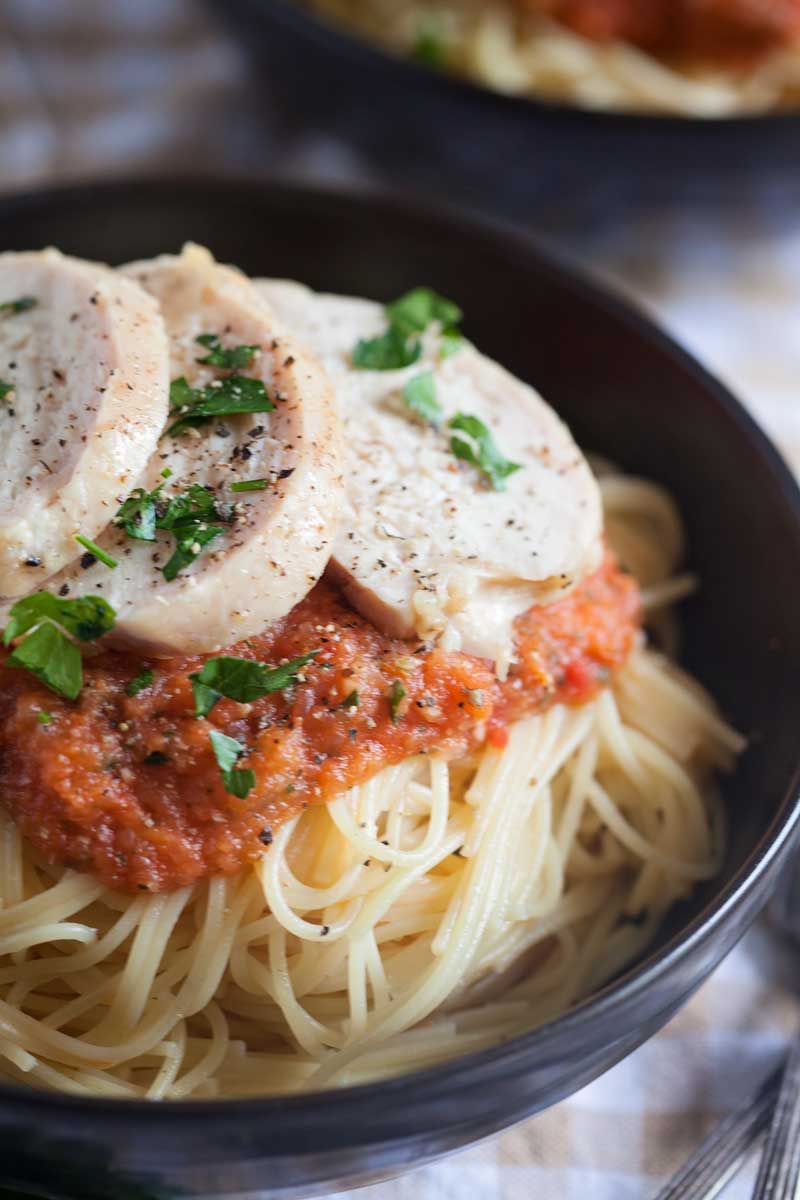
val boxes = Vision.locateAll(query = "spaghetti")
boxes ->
[300,0,800,114]
[0,471,744,1098]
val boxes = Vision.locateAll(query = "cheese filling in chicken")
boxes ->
[257,279,603,672]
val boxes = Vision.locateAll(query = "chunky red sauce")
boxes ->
[0,554,639,893]
[528,0,800,64]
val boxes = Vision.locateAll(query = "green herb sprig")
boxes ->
[114,483,233,581]
[2,592,115,700]
[449,414,522,492]
[0,297,37,315]
[190,651,317,718]
[195,333,260,371]
[166,375,274,437]
[209,730,256,799]
[352,287,463,371]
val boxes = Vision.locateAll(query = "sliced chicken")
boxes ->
[257,279,603,670]
[16,246,343,656]
[0,249,169,597]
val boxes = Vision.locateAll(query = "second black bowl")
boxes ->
[0,179,799,1200]
[213,0,800,224]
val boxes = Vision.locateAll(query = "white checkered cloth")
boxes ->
[1,4,798,1197]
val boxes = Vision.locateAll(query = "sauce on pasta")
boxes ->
[0,552,638,893]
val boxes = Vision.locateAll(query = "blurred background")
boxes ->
[1,1,799,1197]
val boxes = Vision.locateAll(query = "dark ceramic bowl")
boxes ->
[0,179,799,1200]
[212,0,800,223]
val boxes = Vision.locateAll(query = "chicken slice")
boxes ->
[16,246,343,656]
[257,279,603,671]
[0,249,169,598]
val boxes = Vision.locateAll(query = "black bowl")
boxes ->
[212,0,800,224]
[0,178,799,1200]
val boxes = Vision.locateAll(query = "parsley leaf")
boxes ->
[448,414,522,491]
[115,483,233,581]
[440,329,464,359]
[341,689,359,709]
[2,592,115,700]
[352,325,422,371]
[7,623,82,701]
[126,669,154,697]
[195,333,260,370]
[412,21,446,67]
[114,487,160,542]
[190,651,317,718]
[0,297,36,315]
[3,592,115,645]
[209,729,256,799]
[389,679,406,725]
[37,710,52,725]
[403,371,441,425]
[387,288,462,337]
[166,375,274,436]
[0,380,14,402]
[156,484,231,581]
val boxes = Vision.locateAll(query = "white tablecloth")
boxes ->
[1,3,798,1196]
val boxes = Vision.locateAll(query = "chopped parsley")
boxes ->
[2,591,115,700]
[190,651,317,718]
[352,324,421,371]
[341,689,360,709]
[352,286,462,371]
[209,729,256,799]
[74,534,118,570]
[387,288,462,337]
[195,333,260,371]
[412,20,446,67]
[156,485,231,581]
[0,380,14,402]
[114,483,233,581]
[440,329,464,359]
[230,478,268,493]
[114,487,160,542]
[166,375,274,437]
[449,413,522,491]
[126,668,155,697]
[0,297,37,315]
[389,679,406,724]
[403,371,441,426]
[161,466,173,479]
[36,710,52,725]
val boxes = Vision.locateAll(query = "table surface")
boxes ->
[0,2,798,1198]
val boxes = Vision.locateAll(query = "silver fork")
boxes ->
[654,861,800,1200]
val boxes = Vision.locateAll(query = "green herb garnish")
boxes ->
[230,478,268,493]
[389,679,406,725]
[126,668,154,697]
[440,329,464,359]
[114,483,233,580]
[352,325,422,371]
[412,21,446,67]
[166,375,274,437]
[353,287,462,372]
[190,651,317,718]
[74,534,118,569]
[0,297,37,315]
[448,413,522,491]
[209,729,256,799]
[0,380,14,402]
[402,371,441,425]
[195,333,260,371]
[2,592,115,700]
[161,467,173,479]
[387,288,462,337]
[341,689,360,709]
[36,710,52,725]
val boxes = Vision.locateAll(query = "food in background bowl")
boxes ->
[0,243,743,1099]
[297,0,800,114]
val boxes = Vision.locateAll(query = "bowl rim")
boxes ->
[1,175,800,1136]
[231,0,800,127]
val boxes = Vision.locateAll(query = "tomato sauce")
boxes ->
[0,553,639,893]
[529,0,800,64]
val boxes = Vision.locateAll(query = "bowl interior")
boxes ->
[1,177,799,1099]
